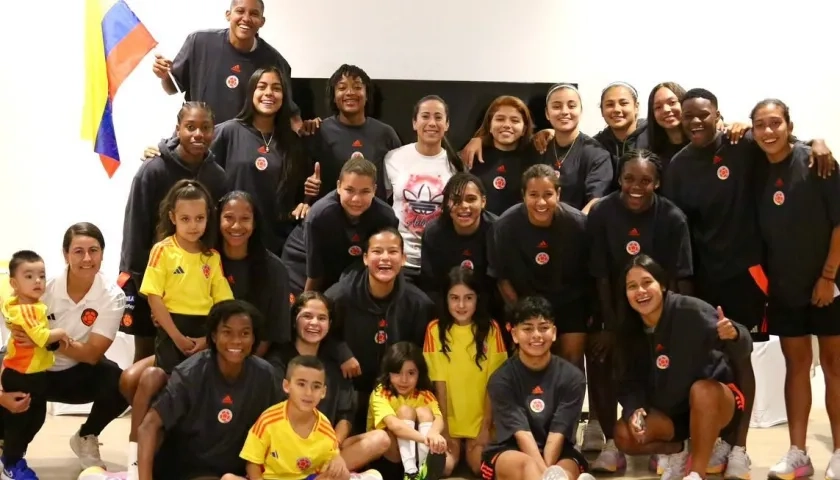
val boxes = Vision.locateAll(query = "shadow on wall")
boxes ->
[292,78,575,150]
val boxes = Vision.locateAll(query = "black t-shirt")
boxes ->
[307,116,402,200]
[170,29,297,124]
[153,351,283,477]
[223,252,291,345]
[492,203,589,305]
[758,144,840,307]
[281,191,398,292]
[486,355,585,453]
[471,146,537,216]
[662,132,763,281]
[534,133,614,210]
[588,192,693,281]
[269,342,356,427]
[211,120,311,253]
[420,212,497,296]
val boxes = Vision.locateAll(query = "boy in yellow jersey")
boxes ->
[238,355,382,480]
[1,251,70,471]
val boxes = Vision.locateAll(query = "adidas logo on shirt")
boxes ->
[173,266,185,275]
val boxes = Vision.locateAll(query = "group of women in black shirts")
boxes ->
[104,1,840,479]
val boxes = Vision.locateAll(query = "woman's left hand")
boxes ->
[812,277,837,307]
[425,432,447,454]
[186,337,207,355]
[809,140,836,178]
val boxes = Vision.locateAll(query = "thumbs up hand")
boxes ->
[304,162,322,198]
[716,306,738,340]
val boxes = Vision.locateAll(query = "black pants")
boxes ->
[0,359,128,453]
[1,369,48,461]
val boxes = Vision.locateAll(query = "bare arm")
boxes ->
[514,431,547,470]
[46,328,67,344]
[58,332,113,365]
[543,432,565,467]
[246,463,264,480]
[137,409,164,480]
[383,415,426,443]
[823,225,840,280]
[498,280,518,305]
[147,295,184,342]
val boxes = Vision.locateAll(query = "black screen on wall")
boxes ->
[291,78,575,150]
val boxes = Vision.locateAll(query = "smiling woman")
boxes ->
[0,223,130,477]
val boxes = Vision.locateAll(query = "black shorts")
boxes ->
[766,298,840,337]
[480,441,588,479]
[668,382,745,442]
[155,313,207,374]
[696,269,769,342]
[550,297,590,334]
[118,275,156,338]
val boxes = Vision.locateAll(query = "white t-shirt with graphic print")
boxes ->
[384,143,458,270]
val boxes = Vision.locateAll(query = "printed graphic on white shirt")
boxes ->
[402,174,445,236]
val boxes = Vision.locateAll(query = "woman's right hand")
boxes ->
[9,325,35,348]
[0,391,30,413]
[459,137,484,169]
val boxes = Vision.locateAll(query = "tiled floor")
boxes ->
[24,407,837,480]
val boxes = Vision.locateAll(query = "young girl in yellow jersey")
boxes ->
[368,342,447,480]
[423,267,508,476]
[127,179,234,474]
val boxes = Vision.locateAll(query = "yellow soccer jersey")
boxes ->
[240,401,339,480]
[367,384,442,431]
[1,297,54,374]
[423,319,507,438]
[139,236,233,315]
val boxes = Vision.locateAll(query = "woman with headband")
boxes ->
[534,83,613,213]
[462,85,612,214]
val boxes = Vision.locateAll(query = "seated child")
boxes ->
[1,250,70,474]
[368,342,447,480]
[480,296,596,480]
[236,355,382,480]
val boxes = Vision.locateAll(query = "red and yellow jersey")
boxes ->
[423,319,507,438]
[139,236,233,315]
[1,297,54,373]
[367,384,442,431]
[240,401,339,480]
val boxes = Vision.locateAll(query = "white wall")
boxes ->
[0,0,837,276]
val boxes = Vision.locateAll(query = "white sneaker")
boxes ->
[708,438,732,474]
[542,466,569,480]
[768,446,813,480]
[683,472,703,480]
[724,445,752,480]
[825,449,840,480]
[69,430,104,469]
[660,442,690,480]
[581,420,605,452]
[590,439,627,473]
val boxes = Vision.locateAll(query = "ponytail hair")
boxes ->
[413,95,464,174]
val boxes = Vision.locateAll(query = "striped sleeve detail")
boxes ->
[490,320,506,353]
[423,320,439,353]
[252,404,286,438]
[147,240,170,268]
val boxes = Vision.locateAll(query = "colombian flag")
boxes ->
[81,0,157,178]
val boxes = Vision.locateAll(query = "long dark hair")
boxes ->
[614,254,670,378]
[439,173,486,230]
[215,191,272,317]
[236,67,309,214]
[646,82,687,156]
[156,179,216,254]
[412,95,464,174]
[377,342,435,397]
[437,267,493,369]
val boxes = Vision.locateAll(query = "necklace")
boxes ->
[260,131,274,153]
[552,134,578,170]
